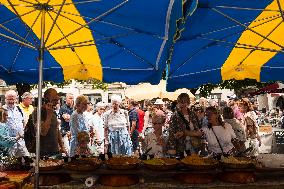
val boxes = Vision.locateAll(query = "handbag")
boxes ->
[177,110,202,148]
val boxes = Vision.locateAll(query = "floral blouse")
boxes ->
[166,108,200,155]
[69,110,88,157]
[0,122,16,156]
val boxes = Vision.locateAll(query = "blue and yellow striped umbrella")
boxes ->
[167,0,284,91]
[0,0,183,85]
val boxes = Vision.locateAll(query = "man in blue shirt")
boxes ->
[59,93,74,155]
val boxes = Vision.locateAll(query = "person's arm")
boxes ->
[185,130,203,137]
[103,112,109,152]
[130,120,136,135]
[142,111,149,135]
[124,110,130,132]
[166,114,178,155]
[57,127,66,153]
[129,110,138,135]
[34,105,53,136]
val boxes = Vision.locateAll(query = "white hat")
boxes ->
[154,99,164,105]
[111,95,122,104]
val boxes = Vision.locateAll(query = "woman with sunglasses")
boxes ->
[202,106,237,159]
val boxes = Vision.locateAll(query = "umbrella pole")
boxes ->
[35,10,46,189]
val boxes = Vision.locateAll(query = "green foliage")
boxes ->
[16,83,31,101]
[29,79,108,91]
[197,79,274,97]
[198,83,217,97]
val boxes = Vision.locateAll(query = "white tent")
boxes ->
[125,80,195,101]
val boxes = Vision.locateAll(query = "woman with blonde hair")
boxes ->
[69,95,90,157]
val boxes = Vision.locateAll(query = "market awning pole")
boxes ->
[35,8,46,189]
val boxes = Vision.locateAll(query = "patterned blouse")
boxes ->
[0,122,16,156]
[166,108,200,155]
[69,110,88,157]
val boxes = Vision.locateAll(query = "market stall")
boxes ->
[2,154,284,188]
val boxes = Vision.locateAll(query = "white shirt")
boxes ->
[202,123,236,154]
[89,113,104,141]
[104,109,129,130]
[3,105,24,137]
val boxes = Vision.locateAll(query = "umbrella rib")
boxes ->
[199,14,281,40]
[0,9,36,25]
[197,36,284,54]
[214,5,280,12]
[45,11,85,65]
[9,8,42,73]
[211,8,284,49]
[48,40,94,50]
[169,34,284,79]
[51,0,101,7]
[0,2,35,8]
[17,0,33,5]
[197,14,281,38]
[52,7,163,40]
[46,0,129,49]
[48,10,155,68]
[236,19,283,67]
[7,0,39,47]
[49,9,137,43]
[155,0,175,70]
[0,24,34,46]
[48,31,138,50]
[0,32,36,49]
[44,0,67,45]
[169,15,283,77]
[276,0,284,21]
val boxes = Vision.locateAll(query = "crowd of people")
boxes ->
[0,88,262,160]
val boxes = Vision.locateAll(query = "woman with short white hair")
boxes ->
[104,95,132,155]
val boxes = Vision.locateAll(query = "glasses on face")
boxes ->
[6,98,16,101]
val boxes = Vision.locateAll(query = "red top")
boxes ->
[137,109,145,133]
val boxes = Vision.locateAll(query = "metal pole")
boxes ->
[35,9,46,189]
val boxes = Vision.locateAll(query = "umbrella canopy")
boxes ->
[0,1,184,187]
[167,0,284,91]
[125,80,194,101]
[0,0,183,85]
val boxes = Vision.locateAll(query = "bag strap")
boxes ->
[177,109,191,130]
[16,105,24,118]
[211,127,225,155]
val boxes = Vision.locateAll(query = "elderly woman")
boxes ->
[104,95,132,156]
[202,106,237,159]
[238,98,261,157]
[141,100,166,157]
[166,93,203,157]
